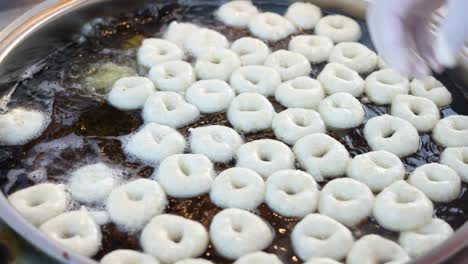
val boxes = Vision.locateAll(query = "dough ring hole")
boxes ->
[377,75,399,85]
[342,49,357,59]
[333,193,352,202]
[164,69,176,79]
[231,179,247,190]
[210,132,224,142]
[281,186,301,196]
[126,191,144,202]
[314,147,330,158]
[231,222,243,233]
[211,57,222,65]
[292,116,308,127]
[308,39,320,46]
[239,105,260,112]
[306,230,333,241]
[266,17,279,26]
[329,19,344,29]
[60,230,78,240]
[151,132,163,144]
[159,49,168,56]
[178,160,192,176]
[409,104,423,116]
[451,121,468,131]
[381,128,396,139]
[168,230,184,244]
[369,157,391,169]
[162,99,177,111]
[27,198,45,207]
[395,192,416,204]
[258,150,273,162]
[334,69,352,81]
[246,77,260,86]
[426,172,443,182]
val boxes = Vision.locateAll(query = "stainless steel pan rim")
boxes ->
[0,1,466,263]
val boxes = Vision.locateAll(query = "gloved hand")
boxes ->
[367,0,468,77]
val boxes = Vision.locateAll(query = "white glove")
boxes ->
[367,0,468,77]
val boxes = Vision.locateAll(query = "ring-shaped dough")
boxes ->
[227,93,275,133]
[373,180,433,231]
[185,80,235,113]
[107,77,155,110]
[293,133,350,182]
[231,37,270,66]
[264,50,312,81]
[142,91,200,128]
[317,62,364,97]
[440,147,468,183]
[190,125,243,163]
[156,154,215,198]
[195,48,241,81]
[175,259,213,264]
[398,218,454,258]
[216,1,259,28]
[124,123,186,163]
[275,76,325,109]
[141,214,209,263]
[69,163,118,204]
[0,108,50,146]
[184,28,229,58]
[248,12,296,42]
[410,76,452,107]
[265,170,319,217]
[364,69,410,105]
[210,167,265,210]
[106,179,167,232]
[100,250,160,264]
[272,108,326,145]
[328,42,377,74]
[318,92,365,130]
[364,114,420,158]
[137,38,184,68]
[148,60,195,93]
[209,208,274,260]
[346,150,405,192]
[163,22,200,48]
[285,2,322,30]
[8,183,67,226]
[319,178,374,226]
[289,35,334,64]
[291,213,354,261]
[305,258,341,264]
[40,208,101,257]
[408,163,461,203]
[234,252,282,264]
[230,65,281,96]
[391,94,440,133]
[236,139,295,178]
[347,235,410,264]
[432,115,468,147]
[315,15,361,43]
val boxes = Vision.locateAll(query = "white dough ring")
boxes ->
[210,167,265,210]
[234,252,282,264]
[124,123,186,163]
[275,76,325,109]
[137,38,184,68]
[410,76,452,107]
[318,92,365,130]
[69,163,118,204]
[227,93,275,133]
[248,12,296,42]
[293,133,350,182]
[432,115,468,147]
[317,62,364,97]
[408,163,461,203]
[185,80,235,113]
[0,108,50,146]
[142,91,200,128]
[231,37,270,66]
[195,48,241,81]
[148,60,195,93]
[346,150,405,192]
[156,154,215,198]
[184,28,229,58]
[291,213,354,261]
[364,114,420,158]
[328,42,377,74]
[318,178,374,227]
[209,208,274,260]
[305,258,341,264]
[265,169,319,218]
[236,139,295,178]
[163,22,200,48]
[189,125,243,163]
[106,179,167,232]
[272,108,326,145]
[398,218,454,258]
[40,207,101,257]
[100,250,160,264]
[216,1,259,28]
[285,2,322,30]
[8,183,67,226]
[315,15,361,43]
[141,214,209,263]
[107,76,155,110]
[289,35,334,64]
[264,50,312,81]
[364,69,410,105]
[230,65,281,96]
[440,147,468,183]
[373,180,433,231]
[347,235,410,264]
[391,94,440,133]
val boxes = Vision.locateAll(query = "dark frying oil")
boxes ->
[0,1,467,263]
